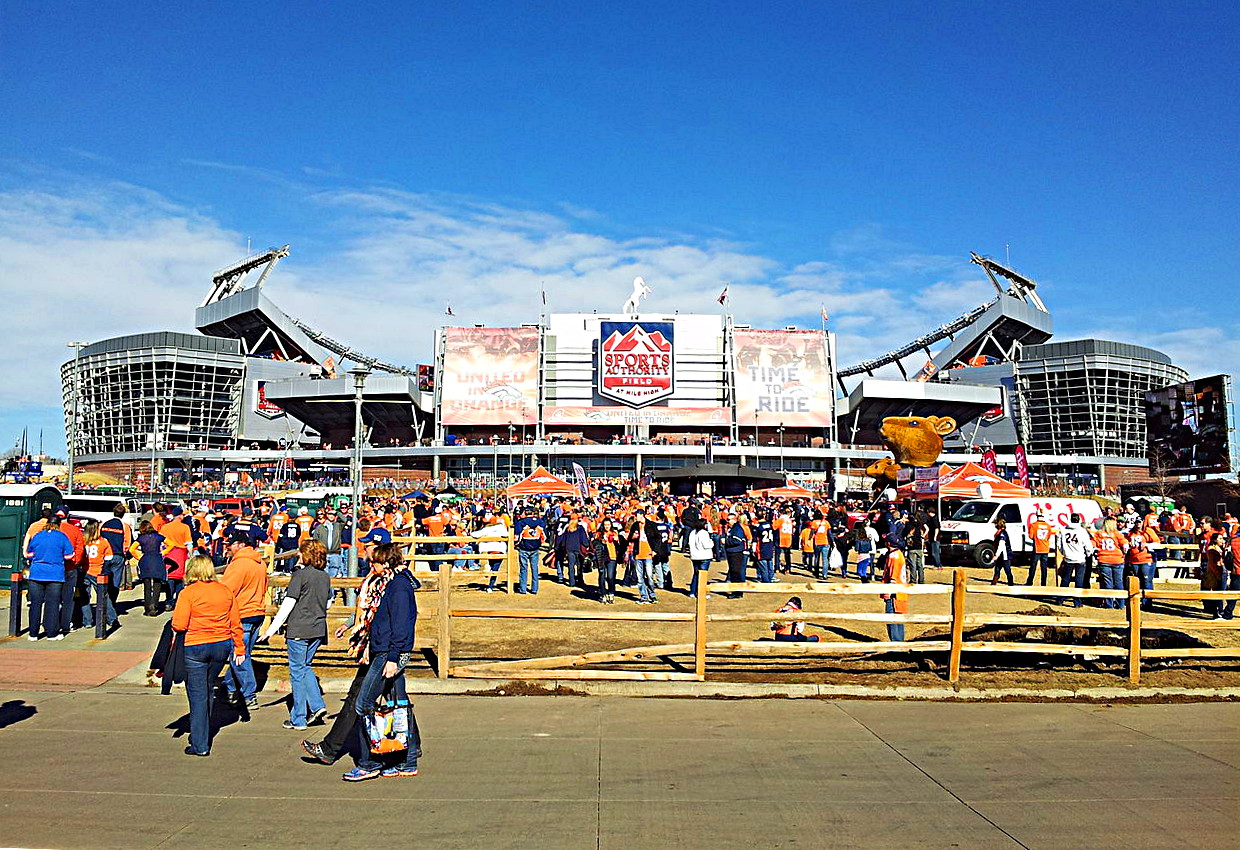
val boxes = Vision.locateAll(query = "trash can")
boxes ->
[0,484,62,589]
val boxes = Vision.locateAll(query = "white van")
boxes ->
[939,498,1104,567]
[61,494,141,534]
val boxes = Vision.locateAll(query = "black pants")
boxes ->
[320,664,368,761]
[726,550,747,584]
[143,578,172,615]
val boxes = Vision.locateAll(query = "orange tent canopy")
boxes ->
[753,483,818,499]
[935,462,1030,499]
[506,466,579,498]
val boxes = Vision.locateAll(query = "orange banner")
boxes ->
[734,330,833,427]
[440,327,539,425]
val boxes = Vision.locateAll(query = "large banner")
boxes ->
[1145,374,1232,475]
[544,405,731,427]
[733,330,832,427]
[440,327,539,425]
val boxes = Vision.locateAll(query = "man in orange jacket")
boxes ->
[220,532,269,711]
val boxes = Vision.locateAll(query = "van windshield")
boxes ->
[952,501,998,523]
[63,497,124,513]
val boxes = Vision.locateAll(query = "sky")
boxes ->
[1,1,1237,456]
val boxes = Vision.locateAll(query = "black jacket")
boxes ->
[621,520,668,562]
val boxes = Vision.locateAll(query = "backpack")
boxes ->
[1226,536,1240,571]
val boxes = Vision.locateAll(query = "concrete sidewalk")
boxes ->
[0,689,1236,849]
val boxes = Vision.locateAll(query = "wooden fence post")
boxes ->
[438,567,453,679]
[948,569,966,683]
[1127,575,1142,685]
[694,582,708,680]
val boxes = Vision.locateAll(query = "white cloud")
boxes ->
[4,167,1235,448]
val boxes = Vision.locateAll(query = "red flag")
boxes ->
[980,448,998,474]
[1014,445,1030,489]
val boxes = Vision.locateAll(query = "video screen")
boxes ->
[1145,375,1232,475]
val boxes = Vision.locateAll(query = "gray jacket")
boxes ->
[312,520,345,554]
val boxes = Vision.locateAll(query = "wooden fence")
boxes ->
[254,533,1240,686]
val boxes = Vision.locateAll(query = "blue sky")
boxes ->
[2,2,1237,456]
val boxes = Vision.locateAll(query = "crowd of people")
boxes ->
[19,485,1240,774]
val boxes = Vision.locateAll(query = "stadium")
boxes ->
[64,246,1188,493]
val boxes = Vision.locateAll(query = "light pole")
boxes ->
[469,456,477,496]
[66,341,88,493]
[508,422,516,485]
[348,366,371,585]
[777,422,786,477]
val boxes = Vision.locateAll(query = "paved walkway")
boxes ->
[0,688,1236,849]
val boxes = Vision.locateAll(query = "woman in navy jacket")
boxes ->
[131,521,169,616]
[341,543,422,782]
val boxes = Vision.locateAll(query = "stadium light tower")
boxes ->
[66,341,89,493]
[347,366,371,583]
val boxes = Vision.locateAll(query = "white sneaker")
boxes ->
[27,635,40,641]
[48,634,65,641]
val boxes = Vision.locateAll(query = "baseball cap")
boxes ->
[241,506,254,516]
[227,531,251,545]
[54,505,69,517]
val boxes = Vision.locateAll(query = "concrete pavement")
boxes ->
[0,689,1236,849]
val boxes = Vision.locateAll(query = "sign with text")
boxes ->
[597,321,675,408]
[734,329,832,427]
[440,327,539,425]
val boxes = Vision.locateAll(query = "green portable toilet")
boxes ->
[0,484,62,589]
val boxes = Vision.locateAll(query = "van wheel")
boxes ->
[973,541,997,568]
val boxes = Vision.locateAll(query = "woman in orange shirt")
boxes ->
[172,555,245,757]
[1091,518,1128,610]
[81,521,118,632]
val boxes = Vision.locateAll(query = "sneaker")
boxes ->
[245,697,260,710]
[342,767,381,782]
[301,740,334,764]
[381,766,419,778]
[309,707,328,726]
[283,720,308,730]
[27,635,40,642]
[183,746,210,757]
[48,634,65,641]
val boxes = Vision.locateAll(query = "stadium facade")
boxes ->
[64,247,1187,492]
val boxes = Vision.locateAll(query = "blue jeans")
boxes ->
[59,572,80,634]
[689,559,710,596]
[599,558,618,598]
[354,658,420,771]
[447,545,475,570]
[560,551,579,585]
[225,616,264,699]
[928,539,942,570]
[1062,561,1087,606]
[1099,562,1125,608]
[815,545,831,579]
[635,557,657,602]
[518,549,540,594]
[184,639,232,754]
[1222,571,1240,618]
[1026,553,1051,586]
[326,551,346,578]
[757,558,775,583]
[485,557,503,589]
[27,579,63,638]
[167,577,184,602]
[81,572,117,627]
[1136,561,1157,608]
[287,637,326,726]
[885,598,905,642]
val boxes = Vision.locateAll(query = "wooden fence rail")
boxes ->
[251,538,1240,686]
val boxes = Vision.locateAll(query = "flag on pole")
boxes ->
[445,303,455,316]
[820,305,829,323]
[541,288,547,307]
[717,284,730,305]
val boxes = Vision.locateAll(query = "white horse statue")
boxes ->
[622,276,652,315]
